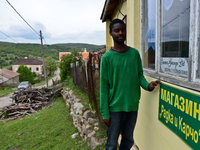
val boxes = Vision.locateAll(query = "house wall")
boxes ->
[12,65,43,75]
[104,0,196,149]
[3,76,19,87]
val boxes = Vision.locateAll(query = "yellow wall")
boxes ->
[106,0,141,51]
[126,0,141,51]
[106,19,112,51]
[104,0,195,150]
[105,0,127,51]
[135,76,192,150]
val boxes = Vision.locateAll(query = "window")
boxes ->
[15,66,18,71]
[29,67,31,71]
[141,0,200,90]
[198,15,200,79]
[160,0,190,78]
[36,67,39,71]
[123,15,127,44]
[142,0,156,69]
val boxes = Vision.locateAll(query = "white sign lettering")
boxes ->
[160,57,188,77]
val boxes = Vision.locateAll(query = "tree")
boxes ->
[45,56,57,76]
[59,49,82,82]
[17,65,34,84]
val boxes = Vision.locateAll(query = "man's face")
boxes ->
[110,23,126,44]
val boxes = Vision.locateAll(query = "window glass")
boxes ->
[198,21,200,79]
[143,0,156,69]
[122,16,127,44]
[160,0,190,77]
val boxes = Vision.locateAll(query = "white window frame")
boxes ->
[141,0,200,91]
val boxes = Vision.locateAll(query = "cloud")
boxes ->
[0,0,106,45]
[44,30,105,45]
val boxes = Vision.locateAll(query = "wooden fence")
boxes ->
[70,50,106,128]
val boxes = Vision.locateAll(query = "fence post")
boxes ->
[70,63,75,83]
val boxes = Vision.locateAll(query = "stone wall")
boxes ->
[61,87,106,149]
[3,76,19,87]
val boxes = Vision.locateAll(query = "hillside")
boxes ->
[0,42,105,68]
[53,43,105,52]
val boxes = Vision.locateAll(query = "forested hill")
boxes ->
[0,42,105,67]
[53,43,105,52]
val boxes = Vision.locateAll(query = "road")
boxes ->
[0,93,13,110]
[0,69,60,110]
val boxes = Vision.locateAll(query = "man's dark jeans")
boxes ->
[106,111,138,150]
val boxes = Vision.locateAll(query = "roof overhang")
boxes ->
[100,0,120,22]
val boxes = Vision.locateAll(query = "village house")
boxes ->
[101,0,200,150]
[12,58,43,75]
[59,48,89,62]
[0,68,20,86]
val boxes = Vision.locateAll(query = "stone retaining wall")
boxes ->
[61,87,106,149]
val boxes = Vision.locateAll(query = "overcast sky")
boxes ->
[0,0,106,45]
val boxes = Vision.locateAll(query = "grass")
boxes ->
[64,77,91,110]
[0,74,55,97]
[33,75,55,87]
[0,77,107,149]
[0,87,15,97]
[0,97,92,150]
[0,75,54,97]
[3,65,12,70]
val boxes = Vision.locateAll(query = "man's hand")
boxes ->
[148,80,161,91]
[103,118,111,128]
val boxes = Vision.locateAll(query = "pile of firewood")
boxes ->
[0,86,63,121]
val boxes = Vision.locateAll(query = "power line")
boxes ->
[0,0,36,34]
[6,0,40,37]
[162,6,190,28]
[0,30,18,43]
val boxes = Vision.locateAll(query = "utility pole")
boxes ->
[40,30,48,88]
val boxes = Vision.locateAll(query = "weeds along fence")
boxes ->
[70,62,87,93]
[70,49,106,128]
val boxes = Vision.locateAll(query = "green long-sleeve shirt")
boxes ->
[100,47,150,119]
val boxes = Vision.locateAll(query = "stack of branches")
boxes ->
[0,86,63,121]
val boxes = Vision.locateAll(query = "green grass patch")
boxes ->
[33,75,55,87]
[0,87,15,97]
[63,77,90,110]
[3,65,12,70]
[0,98,91,150]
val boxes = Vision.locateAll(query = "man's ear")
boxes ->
[109,31,112,36]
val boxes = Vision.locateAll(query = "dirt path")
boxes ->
[0,93,13,110]
[37,68,60,88]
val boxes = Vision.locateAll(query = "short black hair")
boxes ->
[109,19,125,32]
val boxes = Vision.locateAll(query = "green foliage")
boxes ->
[0,42,105,68]
[3,65,12,70]
[17,65,34,84]
[45,56,57,76]
[0,86,15,97]
[54,43,105,52]
[59,50,82,82]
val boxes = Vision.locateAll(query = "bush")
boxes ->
[59,49,82,82]
[17,65,34,84]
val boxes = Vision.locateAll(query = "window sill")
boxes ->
[143,68,200,92]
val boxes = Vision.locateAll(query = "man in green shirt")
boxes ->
[100,19,161,150]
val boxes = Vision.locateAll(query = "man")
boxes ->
[100,19,161,150]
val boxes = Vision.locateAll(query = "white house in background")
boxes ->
[12,58,43,75]
[0,68,20,86]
